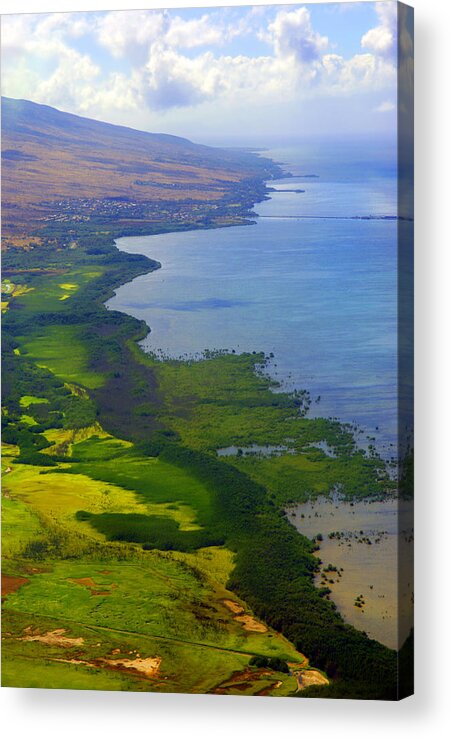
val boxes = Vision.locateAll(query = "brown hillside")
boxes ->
[1,97,279,238]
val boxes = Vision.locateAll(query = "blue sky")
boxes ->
[1,2,402,143]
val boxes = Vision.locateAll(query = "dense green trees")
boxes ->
[249,656,289,673]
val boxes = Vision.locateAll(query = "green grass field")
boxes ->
[2,479,304,695]
[67,437,214,524]
[3,558,301,659]
[2,423,305,695]
[19,326,105,389]
[11,267,103,315]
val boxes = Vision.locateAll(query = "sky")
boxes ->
[1,2,402,144]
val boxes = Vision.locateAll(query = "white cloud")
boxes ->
[266,7,329,64]
[375,100,396,113]
[361,2,397,61]
[321,52,395,95]
[35,50,100,110]
[1,5,399,123]
[96,9,233,65]
[165,14,225,49]
[136,48,223,110]
[0,13,136,116]
[96,11,167,65]
[83,73,139,114]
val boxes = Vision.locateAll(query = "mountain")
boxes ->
[1,97,280,238]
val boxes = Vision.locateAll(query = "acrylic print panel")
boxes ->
[1,1,413,700]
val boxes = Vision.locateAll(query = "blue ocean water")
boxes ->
[108,139,399,456]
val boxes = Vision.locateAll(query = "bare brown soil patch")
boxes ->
[1,574,29,596]
[212,668,258,694]
[101,656,161,678]
[51,655,161,682]
[222,599,244,615]
[72,577,97,588]
[227,669,257,685]
[62,659,93,667]
[21,628,85,648]
[234,615,268,633]
[222,598,268,632]
[297,669,329,690]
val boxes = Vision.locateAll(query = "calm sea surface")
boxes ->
[109,139,399,456]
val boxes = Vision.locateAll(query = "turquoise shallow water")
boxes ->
[108,139,401,457]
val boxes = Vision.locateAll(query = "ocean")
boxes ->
[108,138,399,457]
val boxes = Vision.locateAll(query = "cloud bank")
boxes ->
[1,4,401,135]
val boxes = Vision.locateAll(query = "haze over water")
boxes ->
[109,138,398,456]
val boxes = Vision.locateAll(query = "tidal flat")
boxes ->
[289,497,413,650]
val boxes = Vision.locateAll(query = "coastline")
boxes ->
[103,168,405,655]
[108,163,398,459]
[3,148,399,699]
[103,160,284,349]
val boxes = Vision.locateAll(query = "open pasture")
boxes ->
[19,325,105,389]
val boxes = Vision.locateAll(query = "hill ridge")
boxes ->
[1,97,281,239]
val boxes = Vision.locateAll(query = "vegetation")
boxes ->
[2,100,402,698]
[1,228,397,697]
[249,656,289,673]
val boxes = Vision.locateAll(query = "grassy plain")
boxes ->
[20,326,105,389]
[2,447,305,695]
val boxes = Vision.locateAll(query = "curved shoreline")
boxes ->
[108,210,395,461]
[2,100,403,698]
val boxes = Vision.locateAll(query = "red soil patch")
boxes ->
[1,574,29,596]
[69,576,116,596]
